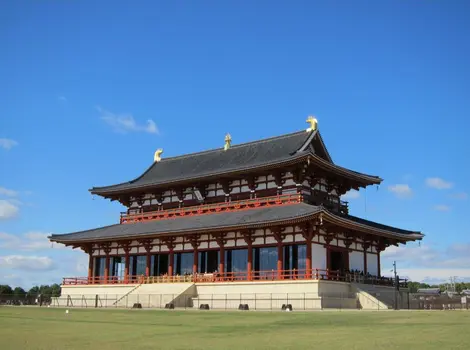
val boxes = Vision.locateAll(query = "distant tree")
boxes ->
[0,285,13,295]
[13,287,26,297]
[407,282,421,293]
[50,284,61,297]
[39,285,52,296]
[28,286,40,295]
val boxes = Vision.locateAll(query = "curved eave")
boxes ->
[48,209,323,244]
[309,154,383,185]
[90,154,382,198]
[89,153,311,196]
[48,208,422,245]
[321,211,424,241]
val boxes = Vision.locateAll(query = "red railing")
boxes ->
[120,193,302,224]
[63,269,341,286]
[62,270,406,287]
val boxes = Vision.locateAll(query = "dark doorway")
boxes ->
[206,251,219,273]
[152,254,169,276]
[329,250,349,273]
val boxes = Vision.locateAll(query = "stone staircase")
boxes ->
[352,283,407,310]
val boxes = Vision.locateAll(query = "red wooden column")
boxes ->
[189,235,201,275]
[163,237,176,277]
[101,243,112,284]
[219,246,225,277]
[377,239,385,277]
[324,234,334,279]
[213,234,227,278]
[118,240,132,283]
[139,239,153,278]
[362,242,370,275]
[83,244,94,284]
[124,252,130,283]
[88,254,93,283]
[272,227,286,280]
[301,223,316,279]
[168,250,174,276]
[242,230,255,281]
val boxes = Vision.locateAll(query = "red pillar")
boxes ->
[104,254,110,284]
[277,243,283,279]
[88,254,93,284]
[247,244,253,281]
[219,246,225,278]
[193,249,198,274]
[145,252,151,277]
[124,253,130,283]
[168,250,174,276]
[305,240,312,279]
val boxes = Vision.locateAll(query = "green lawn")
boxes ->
[1,307,469,349]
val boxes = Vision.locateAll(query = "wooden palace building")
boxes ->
[50,117,423,287]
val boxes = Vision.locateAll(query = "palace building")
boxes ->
[49,117,423,309]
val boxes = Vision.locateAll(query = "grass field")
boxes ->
[1,307,469,350]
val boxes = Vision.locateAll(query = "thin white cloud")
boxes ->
[450,192,467,200]
[425,177,453,190]
[385,268,470,284]
[387,184,412,198]
[0,186,18,197]
[433,204,450,212]
[342,190,360,200]
[0,138,18,150]
[97,106,159,134]
[0,255,55,271]
[381,243,470,283]
[0,231,60,251]
[0,200,19,220]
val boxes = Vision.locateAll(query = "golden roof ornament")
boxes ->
[154,148,163,162]
[306,116,318,132]
[224,133,232,151]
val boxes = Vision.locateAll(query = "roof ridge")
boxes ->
[90,129,310,189]
[156,129,308,163]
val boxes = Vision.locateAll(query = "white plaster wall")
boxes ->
[311,244,326,270]
[265,237,277,244]
[367,253,378,276]
[257,183,267,190]
[284,235,294,243]
[174,244,183,251]
[349,251,364,272]
[253,237,264,245]
[236,239,247,247]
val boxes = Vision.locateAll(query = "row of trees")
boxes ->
[407,281,470,293]
[0,284,61,297]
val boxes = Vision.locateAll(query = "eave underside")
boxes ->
[49,204,423,245]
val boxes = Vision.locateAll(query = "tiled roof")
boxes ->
[49,203,423,243]
[90,129,381,195]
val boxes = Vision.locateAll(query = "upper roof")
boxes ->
[90,129,382,196]
[49,203,423,243]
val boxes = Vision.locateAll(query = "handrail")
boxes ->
[62,269,401,287]
[120,193,302,224]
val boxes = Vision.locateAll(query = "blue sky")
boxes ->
[1,1,469,288]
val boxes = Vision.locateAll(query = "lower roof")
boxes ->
[49,204,423,244]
